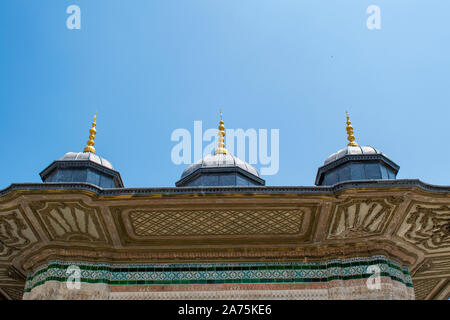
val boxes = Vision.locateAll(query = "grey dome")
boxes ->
[177,153,264,187]
[181,154,259,178]
[316,145,399,186]
[40,151,123,188]
[60,152,114,169]
[324,146,382,165]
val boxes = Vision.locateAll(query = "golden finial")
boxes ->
[83,113,97,153]
[345,111,358,147]
[214,108,228,155]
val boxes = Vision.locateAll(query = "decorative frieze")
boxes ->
[327,197,400,240]
[0,285,24,300]
[397,203,450,252]
[129,208,306,236]
[30,201,111,244]
[0,206,39,261]
[23,256,414,300]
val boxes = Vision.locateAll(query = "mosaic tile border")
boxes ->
[25,255,412,293]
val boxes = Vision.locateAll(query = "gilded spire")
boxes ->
[346,111,358,147]
[83,113,97,153]
[214,109,228,155]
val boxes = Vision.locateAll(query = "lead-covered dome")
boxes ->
[324,146,382,165]
[181,153,260,179]
[59,152,114,169]
[40,114,124,188]
[176,114,265,187]
[315,113,399,186]
[177,153,264,187]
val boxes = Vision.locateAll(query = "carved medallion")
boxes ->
[327,198,398,239]
[398,204,450,252]
[30,201,110,244]
[0,206,38,261]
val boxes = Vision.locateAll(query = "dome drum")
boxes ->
[40,153,124,188]
[315,153,399,186]
[176,116,265,187]
[40,116,124,189]
[315,117,400,186]
[176,166,265,187]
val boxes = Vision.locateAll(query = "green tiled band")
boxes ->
[25,255,413,293]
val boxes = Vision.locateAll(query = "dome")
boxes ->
[60,152,114,169]
[176,113,265,187]
[316,144,399,186]
[39,114,124,188]
[324,146,382,165]
[177,153,264,187]
[41,151,123,188]
[181,154,259,179]
[315,112,399,186]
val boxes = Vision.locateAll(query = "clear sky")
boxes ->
[0,0,449,189]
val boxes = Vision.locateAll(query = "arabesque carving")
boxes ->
[327,197,400,239]
[30,201,109,244]
[0,208,38,261]
[399,204,450,252]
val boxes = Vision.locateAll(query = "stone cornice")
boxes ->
[0,179,449,199]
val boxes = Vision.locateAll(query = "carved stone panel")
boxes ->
[112,205,319,246]
[130,208,306,236]
[30,201,111,244]
[0,286,24,300]
[413,278,442,300]
[0,206,39,261]
[397,203,450,252]
[0,265,25,283]
[327,197,400,240]
[412,256,450,279]
[0,266,10,283]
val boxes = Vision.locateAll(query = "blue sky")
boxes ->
[0,0,449,188]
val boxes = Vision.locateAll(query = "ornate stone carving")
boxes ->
[0,286,24,300]
[6,266,25,282]
[398,204,450,252]
[327,198,397,239]
[413,278,442,300]
[128,208,307,237]
[0,265,25,284]
[412,256,450,278]
[0,268,9,282]
[0,207,38,261]
[30,201,110,244]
